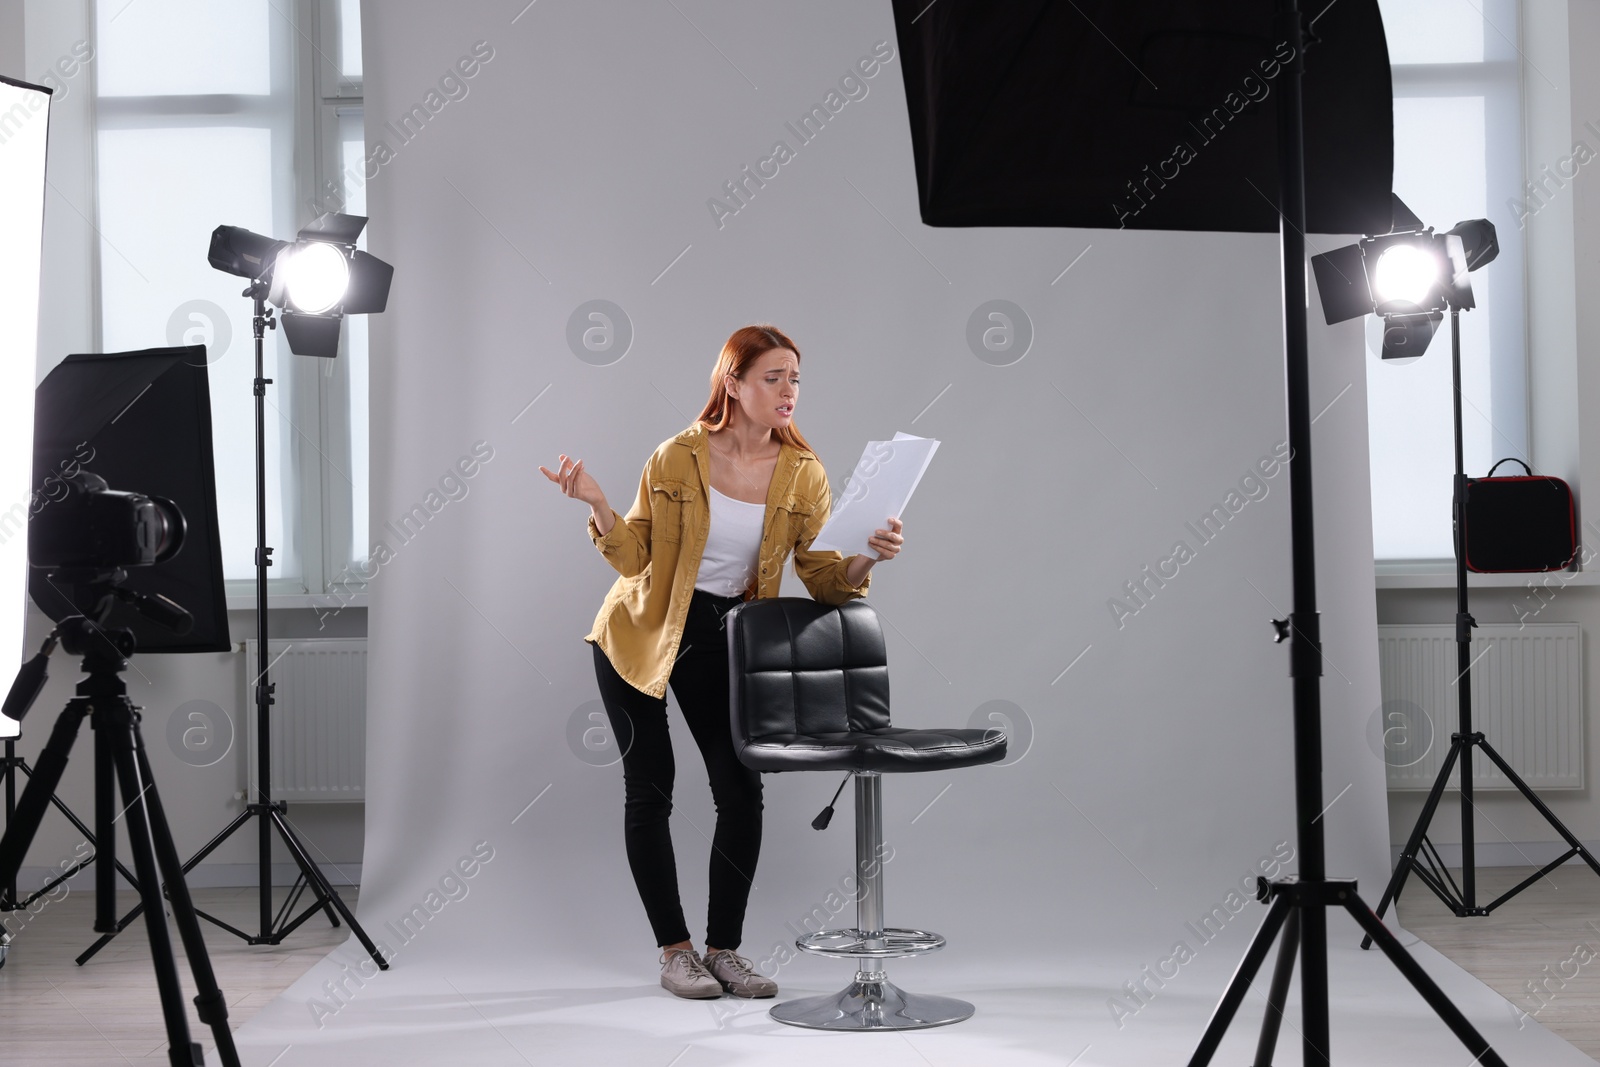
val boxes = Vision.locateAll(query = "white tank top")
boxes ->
[696,484,765,597]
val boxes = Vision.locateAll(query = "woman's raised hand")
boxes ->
[539,454,605,508]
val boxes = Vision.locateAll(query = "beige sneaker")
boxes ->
[660,947,723,999]
[701,949,778,998]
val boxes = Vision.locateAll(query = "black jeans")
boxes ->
[591,587,763,950]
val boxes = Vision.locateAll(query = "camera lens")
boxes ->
[145,496,186,564]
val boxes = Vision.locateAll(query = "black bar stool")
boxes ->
[724,597,1007,1031]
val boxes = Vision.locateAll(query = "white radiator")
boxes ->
[1376,623,1583,791]
[243,639,367,803]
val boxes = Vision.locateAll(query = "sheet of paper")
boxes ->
[809,432,940,555]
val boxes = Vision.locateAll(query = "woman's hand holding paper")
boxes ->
[867,517,904,562]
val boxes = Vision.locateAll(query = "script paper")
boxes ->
[810,432,940,556]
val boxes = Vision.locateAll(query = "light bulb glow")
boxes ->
[280,242,349,314]
[1371,244,1439,307]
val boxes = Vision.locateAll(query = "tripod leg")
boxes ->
[95,715,117,933]
[1300,903,1329,1067]
[1187,894,1293,1067]
[1343,894,1507,1067]
[0,702,89,893]
[107,721,204,1067]
[1475,738,1600,878]
[1252,907,1300,1067]
[273,871,311,930]
[3,741,14,907]
[133,728,242,1067]
[1460,732,1476,910]
[316,871,341,927]
[276,868,339,930]
[258,793,272,936]
[1363,737,1466,949]
[268,807,387,970]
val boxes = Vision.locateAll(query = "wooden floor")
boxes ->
[5,870,1600,1063]
[1,885,357,1064]
[1397,862,1600,1059]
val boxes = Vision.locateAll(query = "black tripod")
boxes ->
[0,598,241,1067]
[78,287,389,972]
[1360,305,1600,946]
[1185,4,1505,1064]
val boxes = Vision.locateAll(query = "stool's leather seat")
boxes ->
[725,598,1006,773]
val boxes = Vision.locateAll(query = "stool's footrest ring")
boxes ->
[795,926,945,959]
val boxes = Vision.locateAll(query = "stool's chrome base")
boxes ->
[768,773,975,1032]
[769,973,975,1031]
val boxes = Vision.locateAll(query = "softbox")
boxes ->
[29,347,230,653]
[890,0,1392,234]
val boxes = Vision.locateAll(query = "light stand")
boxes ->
[1182,3,1506,1064]
[1361,305,1600,941]
[78,289,388,972]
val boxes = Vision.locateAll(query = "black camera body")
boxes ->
[29,471,185,571]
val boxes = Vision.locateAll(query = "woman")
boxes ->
[540,324,906,1000]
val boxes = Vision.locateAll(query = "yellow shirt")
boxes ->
[584,420,872,698]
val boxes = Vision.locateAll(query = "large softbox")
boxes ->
[890,0,1392,233]
[29,347,229,653]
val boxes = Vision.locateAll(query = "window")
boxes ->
[1368,0,1526,561]
[92,0,369,597]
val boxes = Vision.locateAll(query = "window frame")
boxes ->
[88,0,368,605]
[298,0,369,600]
[1370,0,1531,568]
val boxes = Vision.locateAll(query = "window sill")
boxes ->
[225,593,370,611]
[1375,560,1596,589]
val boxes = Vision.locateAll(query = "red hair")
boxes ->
[693,324,815,454]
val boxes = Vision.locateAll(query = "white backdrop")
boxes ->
[348,0,1389,962]
[240,0,1435,1060]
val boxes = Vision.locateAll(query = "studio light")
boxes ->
[1310,195,1498,360]
[276,242,349,314]
[1372,242,1441,306]
[1312,186,1586,957]
[207,212,393,358]
[157,210,395,974]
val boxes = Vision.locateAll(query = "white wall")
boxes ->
[1,1,22,76]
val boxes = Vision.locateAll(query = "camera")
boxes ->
[29,471,185,571]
